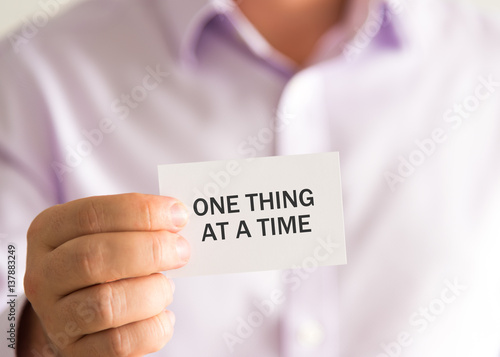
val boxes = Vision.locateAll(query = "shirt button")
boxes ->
[296,320,325,347]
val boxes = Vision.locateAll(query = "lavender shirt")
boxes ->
[1,0,500,356]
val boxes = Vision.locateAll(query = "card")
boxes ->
[158,152,346,277]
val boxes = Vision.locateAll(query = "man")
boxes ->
[1,0,500,356]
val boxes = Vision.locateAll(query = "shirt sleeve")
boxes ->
[0,39,61,356]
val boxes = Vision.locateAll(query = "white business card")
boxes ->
[158,152,346,277]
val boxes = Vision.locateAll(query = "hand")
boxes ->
[21,193,190,356]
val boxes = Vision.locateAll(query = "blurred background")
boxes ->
[1,0,500,39]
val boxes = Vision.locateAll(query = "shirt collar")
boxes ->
[334,0,420,63]
[173,0,413,70]
[175,0,220,66]
[173,0,294,71]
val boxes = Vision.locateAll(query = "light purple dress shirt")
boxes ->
[1,0,500,356]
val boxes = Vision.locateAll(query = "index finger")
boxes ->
[28,193,189,249]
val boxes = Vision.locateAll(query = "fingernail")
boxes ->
[168,278,175,293]
[175,237,191,263]
[166,310,176,326]
[170,203,188,228]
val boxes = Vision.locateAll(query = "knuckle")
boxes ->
[134,194,154,230]
[108,328,132,357]
[57,300,78,331]
[74,239,104,283]
[126,193,162,231]
[95,283,124,328]
[57,298,88,336]
[77,199,104,234]
[27,205,60,244]
[149,232,164,269]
